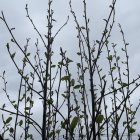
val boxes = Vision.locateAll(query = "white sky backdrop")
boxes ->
[0,0,140,139]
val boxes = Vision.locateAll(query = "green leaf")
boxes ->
[11,100,16,104]
[102,75,106,79]
[2,104,6,109]
[19,120,23,126]
[49,37,54,44]
[96,40,100,44]
[61,76,70,81]
[111,66,116,71]
[30,100,34,107]
[133,121,137,125]
[6,117,12,124]
[14,104,17,109]
[6,43,9,50]
[25,107,30,110]
[113,77,117,81]
[48,99,53,104]
[56,129,61,134]
[74,106,80,111]
[48,132,53,138]
[74,85,81,89]
[111,129,115,134]
[122,82,127,87]
[45,52,48,58]
[61,121,66,129]
[0,135,3,140]
[52,19,56,22]
[70,117,79,134]
[116,56,120,61]
[77,52,81,55]
[105,40,109,45]
[71,79,75,86]
[23,57,27,63]
[26,53,30,57]
[77,63,81,68]
[26,96,31,102]
[122,48,125,51]
[67,58,73,63]
[123,121,127,126]
[62,94,67,98]
[24,111,30,115]
[9,127,14,133]
[96,114,104,123]
[103,19,107,22]
[11,38,14,42]
[128,127,135,133]
[58,61,64,66]
[81,26,85,29]
[51,65,56,68]
[27,134,33,139]
[107,55,113,61]
[11,52,16,59]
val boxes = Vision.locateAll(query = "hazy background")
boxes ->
[0,0,140,139]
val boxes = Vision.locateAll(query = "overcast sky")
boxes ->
[0,0,140,74]
[0,0,140,139]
